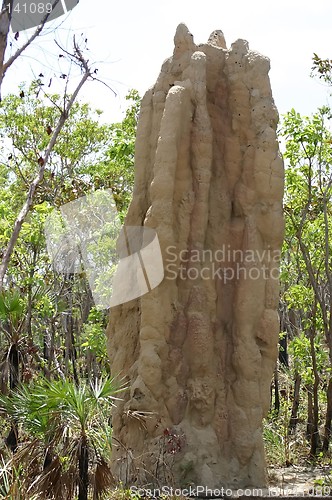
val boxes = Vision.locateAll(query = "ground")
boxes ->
[267,465,332,496]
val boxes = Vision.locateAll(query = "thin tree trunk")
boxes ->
[64,274,79,385]
[43,329,51,379]
[0,1,13,95]
[322,377,332,452]
[279,332,289,367]
[309,325,321,455]
[25,247,37,345]
[78,435,89,500]
[8,343,18,390]
[274,366,280,415]
[71,329,79,386]
[306,385,314,442]
[289,372,301,434]
[5,343,19,452]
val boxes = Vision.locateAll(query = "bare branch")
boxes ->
[90,76,117,96]
[55,36,117,96]
[0,0,61,98]
[0,1,13,94]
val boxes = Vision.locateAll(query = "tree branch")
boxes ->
[0,0,61,99]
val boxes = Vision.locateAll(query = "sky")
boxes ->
[2,0,332,123]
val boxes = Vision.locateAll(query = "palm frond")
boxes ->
[93,457,115,499]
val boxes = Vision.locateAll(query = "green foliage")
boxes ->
[0,376,125,497]
[0,289,24,323]
[284,284,314,313]
[86,89,140,217]
[0,82,139,215]
[289,332,329,385]
[280,105,332,341]
[264,372,308,467]
[81,307,109,365]
[278,102,332,459]
[0,84,140,381]
[312,53,332,86]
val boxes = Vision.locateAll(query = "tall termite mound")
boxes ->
[107,24,284,489]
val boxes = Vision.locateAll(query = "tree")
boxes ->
[0,0,113,288]
[87,89,139,217]
[0,85,139,411]
[280,105,332,453]
[0,38,94,289]
[0,3,139,486]
[0,0,64,98]
[312,53,332,87]
[0,0,141,494]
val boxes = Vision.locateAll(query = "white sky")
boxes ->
[2,0,332,123]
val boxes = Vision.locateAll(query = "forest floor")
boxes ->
[266,465,332,496]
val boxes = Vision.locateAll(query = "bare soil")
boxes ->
[266,465,332,496]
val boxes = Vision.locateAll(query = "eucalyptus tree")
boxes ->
[280,105,332,453]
